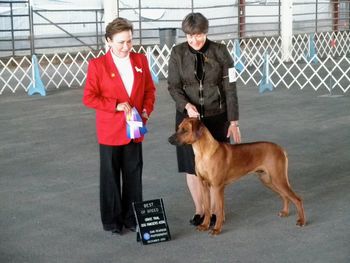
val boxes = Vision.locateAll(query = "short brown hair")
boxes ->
[105,17,133,41]
[181,13,209,35]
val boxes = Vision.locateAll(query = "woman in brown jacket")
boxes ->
[168,13,241,226]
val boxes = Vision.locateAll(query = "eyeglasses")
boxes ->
[186,34,206,41]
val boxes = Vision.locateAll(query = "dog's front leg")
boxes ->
[197,179,211,232]
[209,186,225,235]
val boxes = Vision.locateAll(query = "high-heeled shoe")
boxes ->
[189,214,204,226]
[111,227,123,235]
[125,225,137,232]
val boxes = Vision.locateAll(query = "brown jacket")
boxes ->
[167,40,239,121]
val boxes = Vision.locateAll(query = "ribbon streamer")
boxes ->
[126,107,147,139]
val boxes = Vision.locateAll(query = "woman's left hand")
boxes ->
[226,122,241,144]
[141,110,149,120]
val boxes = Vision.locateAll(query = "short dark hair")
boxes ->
[181,12,209,35]
[105,17,133,41]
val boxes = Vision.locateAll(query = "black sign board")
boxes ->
[132,198,171,245]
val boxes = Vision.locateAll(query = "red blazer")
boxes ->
[83,50,156,146]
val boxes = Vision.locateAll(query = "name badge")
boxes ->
[228,67,237,83]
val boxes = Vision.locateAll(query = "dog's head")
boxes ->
[168,118,204,146]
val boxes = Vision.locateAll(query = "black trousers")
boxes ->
[99,142,143,231]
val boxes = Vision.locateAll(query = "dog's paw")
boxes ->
[197,224,209,232]
[278,211,289,217]
[296,218,306,227]
[209,228,221,235]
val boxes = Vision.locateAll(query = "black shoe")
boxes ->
[125,225,137,232]
[111,227,123,235]
[189,214,204,226]
[210,214,216,227]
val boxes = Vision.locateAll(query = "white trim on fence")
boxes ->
[0,31,349,95]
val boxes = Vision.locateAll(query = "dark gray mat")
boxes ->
[1,82,349,263]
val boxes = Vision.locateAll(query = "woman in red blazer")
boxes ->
[83,18,155,235]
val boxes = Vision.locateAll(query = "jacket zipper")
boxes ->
[199,79,204,119]
[217,87,222,109]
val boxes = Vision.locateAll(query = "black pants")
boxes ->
[99,142,143,231]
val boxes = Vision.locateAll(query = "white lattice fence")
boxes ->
[147,45,172,79]
[229,49,350,93]
[315,31,350,58]
[225,31,350,92]
[38,51,102,89]
[269,53,350,92]
[234,31,350,62]
[1,31,349,95]
[0,51,103,94]
[0,56,32,94]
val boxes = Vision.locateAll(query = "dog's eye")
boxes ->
[179,129,188,134]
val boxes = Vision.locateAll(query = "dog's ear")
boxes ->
[194,119,204,139]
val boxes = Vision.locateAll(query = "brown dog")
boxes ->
[169,118,306,235]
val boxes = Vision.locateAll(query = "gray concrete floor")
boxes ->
[0,81,349,263]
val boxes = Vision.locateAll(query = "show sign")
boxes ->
[132,198,171,245]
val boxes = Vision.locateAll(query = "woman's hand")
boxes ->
[141,109,149,120]
[185,103,200,118]
[116,102,132,115]
[227,121,241,144]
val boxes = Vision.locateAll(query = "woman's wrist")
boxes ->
[230,121,239,127]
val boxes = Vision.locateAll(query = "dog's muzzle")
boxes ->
[168,133,181,146]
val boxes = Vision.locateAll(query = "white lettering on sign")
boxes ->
[147,208,159,213]
[147,221,159,226]
[144,203,154,208]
